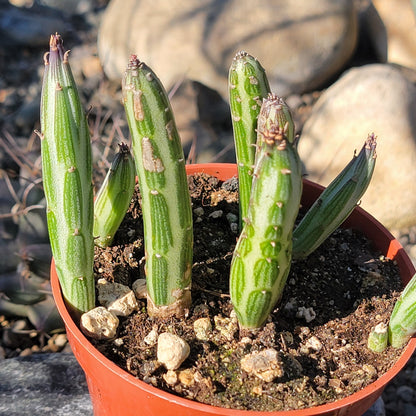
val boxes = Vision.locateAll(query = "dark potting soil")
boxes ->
[91,173,404,412]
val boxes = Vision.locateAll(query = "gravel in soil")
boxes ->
[91,173,405,412]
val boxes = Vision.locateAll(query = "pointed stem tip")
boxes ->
[128,55,142,70]
[49,33,62,51]
[365,133,377,159]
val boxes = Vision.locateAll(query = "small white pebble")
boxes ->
[296,306,316,323]
[163,370,178,385]
[193,318,212,341]
[157,332,190,370]
[80,307,119,340]
[97,279,138,316]
[304,336,323,352]
[114,338,124,347]
[144,327,158,346]
[241,348,284,382]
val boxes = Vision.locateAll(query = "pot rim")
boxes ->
[51,162,416,415]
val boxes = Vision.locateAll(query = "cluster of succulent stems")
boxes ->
[40,34,413,349]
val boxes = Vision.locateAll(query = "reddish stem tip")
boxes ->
[118,142,130,154]
[49,33,63,50]
[128,54,141,70]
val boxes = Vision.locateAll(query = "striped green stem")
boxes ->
[230,95,302,329]
[122,56,193,318]
[367,322,388,352]
[388,273,416,348]
[93,143,136,248]
[229,51,271,229]
[257,94,295,146]
[292,134,377,259]
[40,34,94,315]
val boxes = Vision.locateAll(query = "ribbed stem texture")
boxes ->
[229,51,271,229]
[230,95,302,329]
[40,34,94,314]
[389,272,416,348]
[293,134,377,259]
[94,143,136,247]
[122,56,193,318]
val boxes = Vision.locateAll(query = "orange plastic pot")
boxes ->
[51,163,416,416]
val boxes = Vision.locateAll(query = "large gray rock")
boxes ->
[0,2,70,47]
[298,64,416,229]
[364,0,416,71]
[0,353,92,416]
[98,0,358,97]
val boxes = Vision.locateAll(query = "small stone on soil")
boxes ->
[132,278,147,299]
[157,332,190,370]
[193,317,212,341]
[80,307,119,340]
[97,278,138,316]
[214,315,238,341]
[240,348,284,382]
[178,368,196,386]
[144,327,158,346]
[209,210,223,219]
[296,306,316,322]
[303,336,323,353]
[163,369,178,385]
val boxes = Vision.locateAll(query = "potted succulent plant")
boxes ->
[43,34,416,415]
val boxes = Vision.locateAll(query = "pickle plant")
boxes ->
[40,34,95,315]
[93,143,135,248]
[122,55,193,318]
[229,94,303,328]
[40,35,135,315]
[292,134,377,259]
[229,51,271,229]
[228,51,377,329]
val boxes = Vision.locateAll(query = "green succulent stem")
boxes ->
[230,94,302,329]
[292,134,377,259]
[229,51,271,229]
[93,143,136,248]
[389,272,416,348]
[40,34,94,315]
[367,322,388,352]
[122,55,193,318]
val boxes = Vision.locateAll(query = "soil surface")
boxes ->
[91,173,404,412]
